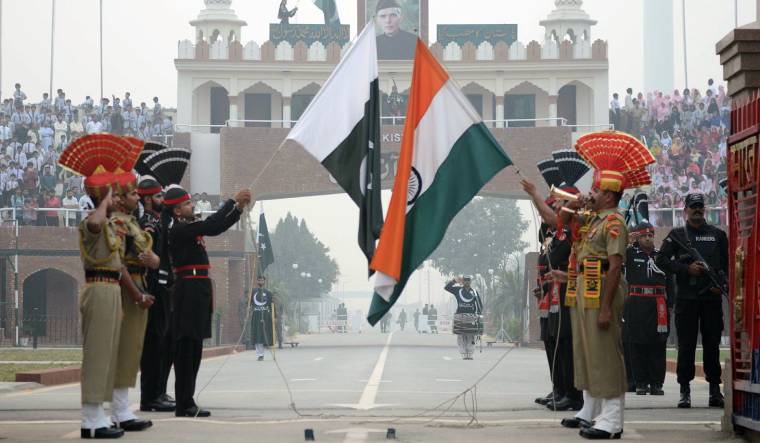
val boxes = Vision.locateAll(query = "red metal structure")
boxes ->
[728,92,760,430]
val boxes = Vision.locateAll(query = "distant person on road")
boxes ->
[428,304,438,334]
[397,309,407,331]
[413,308,420,332]
[249,276,274,361]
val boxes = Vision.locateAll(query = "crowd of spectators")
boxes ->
[610,78,729,227]
[0,84,175,225]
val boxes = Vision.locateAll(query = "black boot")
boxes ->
[678,384,691,409]
[635,384,648,395]
[709,383,725,408]
[649,384,664,396]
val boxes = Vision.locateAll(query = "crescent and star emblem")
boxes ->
[459,289,475,303]
[253,290,267,307]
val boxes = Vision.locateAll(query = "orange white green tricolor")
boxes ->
[367,39,512,326]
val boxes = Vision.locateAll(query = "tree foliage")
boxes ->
[430,197,527,281]
[263,213,339,313]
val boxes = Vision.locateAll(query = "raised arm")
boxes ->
[178,189,251,238]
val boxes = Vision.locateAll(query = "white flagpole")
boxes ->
[0,0,3,102]
[49,0,55,100]
[681,0,688,89]
[99,0,104,102]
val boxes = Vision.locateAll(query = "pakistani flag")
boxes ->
[368,39,513,325]
[313,0,340,25]
[287,23,383,274]
[257,212,274,275]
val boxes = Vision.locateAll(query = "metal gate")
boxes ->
[728,93,760,430]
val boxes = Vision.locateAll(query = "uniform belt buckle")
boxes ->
[192,268,196,276]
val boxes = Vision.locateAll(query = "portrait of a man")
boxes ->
[370,0,419,60]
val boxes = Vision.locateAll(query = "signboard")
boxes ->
[437,24,518,48]
[269,24,350,47]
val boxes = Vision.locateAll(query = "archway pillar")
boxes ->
[495,96,505,128]
[228,94,239,123]
[548,95,558,126]
[283,97,292,129]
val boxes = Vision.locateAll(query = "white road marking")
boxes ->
[356,332,392,410]
[442,356,452,361]
[435,378,463,382]
[291,378,317,382]
[357,379,391,383]
[313,357,324,361]
[330,333,394,411]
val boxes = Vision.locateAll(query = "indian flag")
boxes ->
[368,40,513,325]
[287,23,383,272]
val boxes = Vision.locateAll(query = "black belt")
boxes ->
[85,269,121,283]
[173,265,210,279]
[127,265,145,275]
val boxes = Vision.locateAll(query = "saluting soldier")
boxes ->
[622,222,671,396]
[249,276,274,361]
[445,276,483,360]
[162,185,251,417]
[59,134,154,439]
[110,169,159,431]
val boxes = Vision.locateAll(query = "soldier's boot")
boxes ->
[708,383,724,408]
[677,384,691,409]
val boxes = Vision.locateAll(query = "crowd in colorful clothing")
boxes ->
[610,79,729,227]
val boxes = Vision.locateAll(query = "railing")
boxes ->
[647,206,727,228]
[179,117,608,132]
[0,208,242,230]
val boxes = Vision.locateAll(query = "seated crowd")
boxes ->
[0,84,174,225]
[610,78,729,227]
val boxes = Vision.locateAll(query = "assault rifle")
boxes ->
[669,231,728,297]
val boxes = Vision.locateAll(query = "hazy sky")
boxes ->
[1,0,755,296]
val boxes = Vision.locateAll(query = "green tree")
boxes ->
[430,197,527,295]
[263,212,339,322]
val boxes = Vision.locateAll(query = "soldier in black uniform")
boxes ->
[544,217,583,411]
[656,193,728,409]
[162,185,251,417]
[534,223,556,406]
[623,222,671,396]
[446,276,483,360]
[249,276,274,361]
[137,177,175,412]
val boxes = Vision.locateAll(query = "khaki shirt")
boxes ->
[111,212,152,278]
[576,208,628,264]
[78,217,123,272]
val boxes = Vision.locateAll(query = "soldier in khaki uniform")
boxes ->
[59,134,155,439]
[109,170,159,431]
[554,131,655,440]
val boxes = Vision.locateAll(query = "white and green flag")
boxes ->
[286,23,382,273]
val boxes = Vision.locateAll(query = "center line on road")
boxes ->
[356,332,393,410]
[313,357,324,361]
[291,378,317,382]
[435,379,463,383]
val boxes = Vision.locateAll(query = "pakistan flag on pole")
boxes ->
[313,0,340,25]
[368,39,513,326]
[286,23,382,273]
[257,211,274,275]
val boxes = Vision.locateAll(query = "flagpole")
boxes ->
[99,0,104,102]
[49,0,55,99]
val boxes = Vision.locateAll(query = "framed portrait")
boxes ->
[364,0,421,60]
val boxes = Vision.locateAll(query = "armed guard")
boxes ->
[656,192,729,409]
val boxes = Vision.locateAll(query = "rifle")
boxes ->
[668,229,728,297]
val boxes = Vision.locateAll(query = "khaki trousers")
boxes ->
[80,283,122,404]
[114,290,149,389]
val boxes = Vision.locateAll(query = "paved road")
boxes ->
[0,330,739,442]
